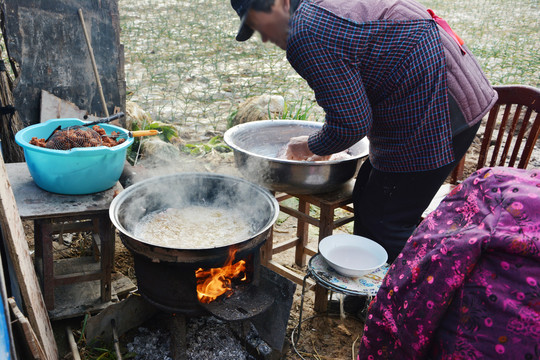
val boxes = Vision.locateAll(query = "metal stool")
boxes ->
[292,253,389,346]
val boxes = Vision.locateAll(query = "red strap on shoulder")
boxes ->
[427,9,466,54]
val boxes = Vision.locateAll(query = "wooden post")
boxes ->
[78,8,109,117]
[294,199,309,267]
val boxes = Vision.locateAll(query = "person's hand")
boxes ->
[284,136,313,160]
[306,153,332,161]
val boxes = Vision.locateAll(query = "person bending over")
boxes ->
[230,0,497,262]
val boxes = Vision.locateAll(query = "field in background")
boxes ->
[119,0,539,137]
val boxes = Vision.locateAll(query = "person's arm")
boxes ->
[287,27,371,156]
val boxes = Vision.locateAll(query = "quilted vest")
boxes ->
[310,0,498,127]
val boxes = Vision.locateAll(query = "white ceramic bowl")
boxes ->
[318,234,388,277]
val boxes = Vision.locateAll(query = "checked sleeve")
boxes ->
[287,28,372,156]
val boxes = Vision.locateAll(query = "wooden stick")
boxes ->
[111,319,123,360]
[78,8,109,117]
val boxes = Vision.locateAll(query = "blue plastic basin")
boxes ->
[15,118,134,195]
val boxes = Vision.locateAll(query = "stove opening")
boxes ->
[195,247,253,304]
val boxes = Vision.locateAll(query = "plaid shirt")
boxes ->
[287,1,454,172]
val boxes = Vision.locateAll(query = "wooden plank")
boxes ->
[278,204,320,228]
[40,90,100,123]
[333,215,355,228]
[8,298,47,360]
[271,237,299,255]
[264,260,315,290]
[0,157,58,360]
[49,281,117,321]
[111,273,137,297]
[85,294,157,344]
[54,256,100,276]
[304,247,317,257]
[50,219,95,234]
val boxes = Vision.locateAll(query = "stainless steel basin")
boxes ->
[224,120,369,194]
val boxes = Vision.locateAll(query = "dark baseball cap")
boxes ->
[231,0,255,41]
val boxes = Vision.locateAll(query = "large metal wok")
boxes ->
[224,120,369,194]
[109,172,279,263]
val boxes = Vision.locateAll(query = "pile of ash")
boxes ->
[126,315,267,360]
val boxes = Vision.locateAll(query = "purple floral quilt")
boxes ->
[359,167,540,359]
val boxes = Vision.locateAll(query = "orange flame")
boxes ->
[195,248,247,303]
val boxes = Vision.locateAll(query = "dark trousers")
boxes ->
[353,121,480,263]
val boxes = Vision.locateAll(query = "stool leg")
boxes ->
[314,286,328,313]
[295,199,309,267]
[262,191,277,266]
[318,204,335,242]
[98,214,114,303]
[91,219,101,262]
[33,220,43,282]
[37,220,55,310]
